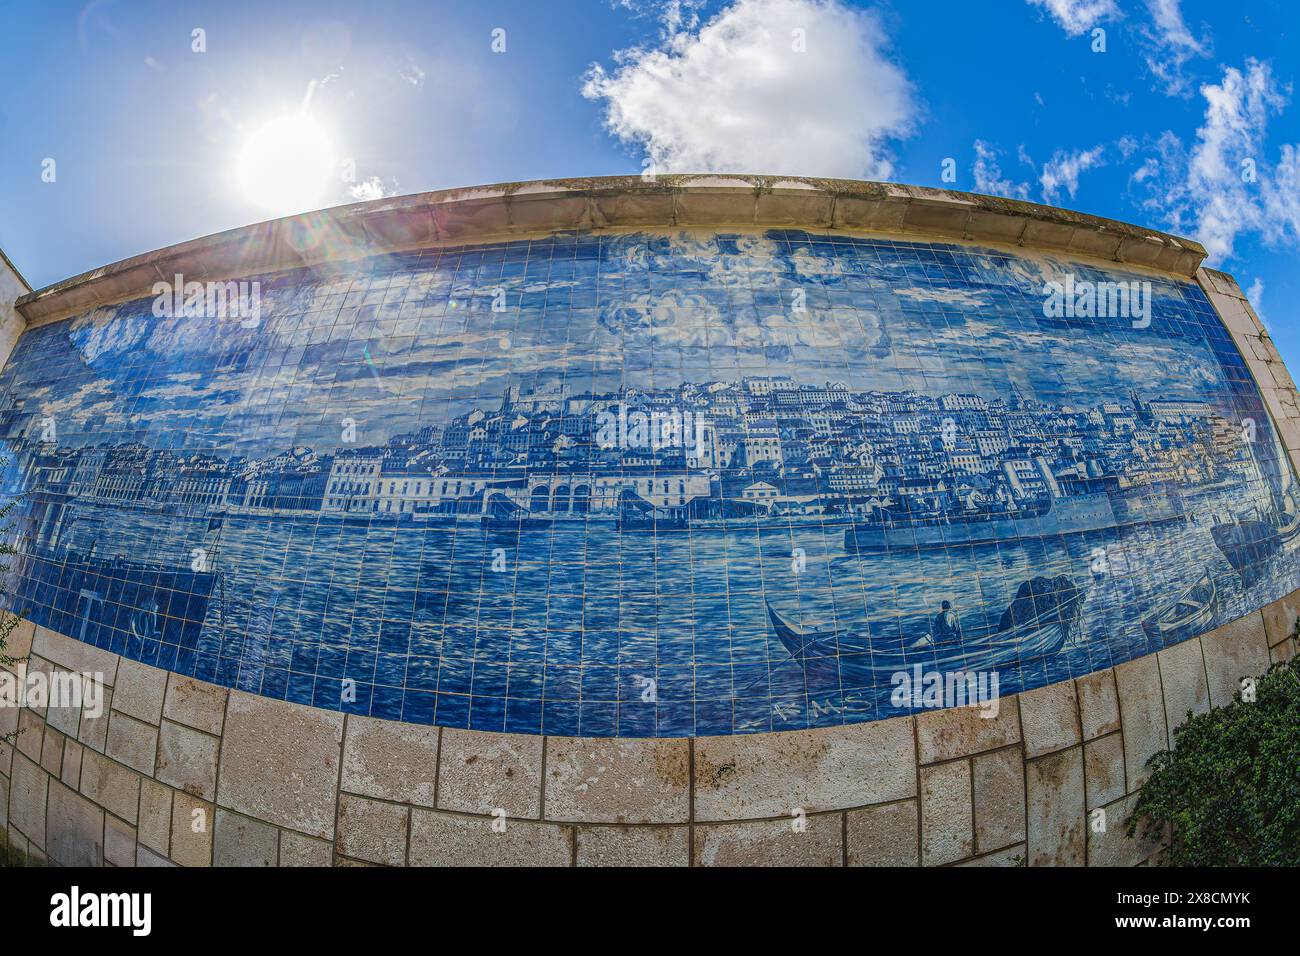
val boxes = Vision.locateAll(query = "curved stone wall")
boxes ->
[2,177,1299,864]
[1,601,1295,866]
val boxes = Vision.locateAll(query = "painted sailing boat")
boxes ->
[765,575,1086,674]
[1140,565,1217,644]
[1211,419,1300,586]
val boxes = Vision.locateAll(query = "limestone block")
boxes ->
[216,692,343,840]
[544,736,690,824]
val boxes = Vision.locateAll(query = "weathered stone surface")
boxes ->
[162,674,227,736]
[136,845,175,867]
[337,793,409,866]
[40,727,63,776]
[156,720,218,800]
[915,702,1020,765]
[1018,682,1082,758]
[0,683,18,763]
[545,737,689,824]
[46,780,103,866]
[920,759,973,865]
[695,812,841,867]
[1261,594,1299,647]
[279,830,333,867]
[1026,747,1085,866]
[216,691,343,839]
[105,711,158,775]
[409,809,572,866]
[170,792,213,867]
[846,799,919,867]
[44,671,82,740]
[695,717,915,821]
[1201,615,1271,708]
[77,686,113,754]
[137,778,172,855]
[437,728,542,818]
[1088,793,1162,866]
[5,619,34,661]
[214,809,279,866]
[79,749,140,825]
[1114,654,1167,791]
[1157,638,1210,742]
[31,627,119,686]
[972,746,1025,852]
[341,715,438,807]
[1272,635,1297,663]
[112,658,167,725]
[16,707,44,761]
[60,738,82,789]
[104,814,136,867]
[1075,669,1121,740]
[4,825,28,864]
[1083,733,1126,810]
[959,844,1026,866]
[575,825,689,867]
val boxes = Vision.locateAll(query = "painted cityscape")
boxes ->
[0,230,1297,736]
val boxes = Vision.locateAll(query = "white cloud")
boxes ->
[584,0,916,179]
[1133,59,1293,261]
[972,140,1031,201]
[1027,0,1210,96]
[399,57,426,88]
[615,0,706,34]
[1262,143,1300,246]
[1024,0,1120,36]
[1245,278,1268,328]
[894,287,989,307]
[1038,145,1106,204]
[1139,0,1211,96]
[349,176,392,201]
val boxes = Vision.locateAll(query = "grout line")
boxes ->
[686,736,695,868]
[332,711,348,865]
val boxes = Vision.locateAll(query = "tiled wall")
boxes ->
[1,233,1298,738]
[2,249,1299,866]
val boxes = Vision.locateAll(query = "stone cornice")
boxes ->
[15,175,1208,327]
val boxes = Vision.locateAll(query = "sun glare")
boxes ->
[237,114,336,216]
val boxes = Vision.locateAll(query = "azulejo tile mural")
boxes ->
[0,229,1297,736]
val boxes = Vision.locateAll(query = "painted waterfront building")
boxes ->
[1,178,1298,743]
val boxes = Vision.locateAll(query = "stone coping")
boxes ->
[0,247,30,294]
[15,175,1207,328]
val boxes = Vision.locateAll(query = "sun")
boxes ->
[237,114,336,216]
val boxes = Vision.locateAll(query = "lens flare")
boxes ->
[237,114,335,216]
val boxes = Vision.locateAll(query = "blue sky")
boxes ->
[1,0,1299,364]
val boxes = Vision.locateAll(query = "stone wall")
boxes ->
[1,598,1294,867]
[0,248,29,372]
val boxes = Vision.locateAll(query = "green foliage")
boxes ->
[1127,654,1300,866]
